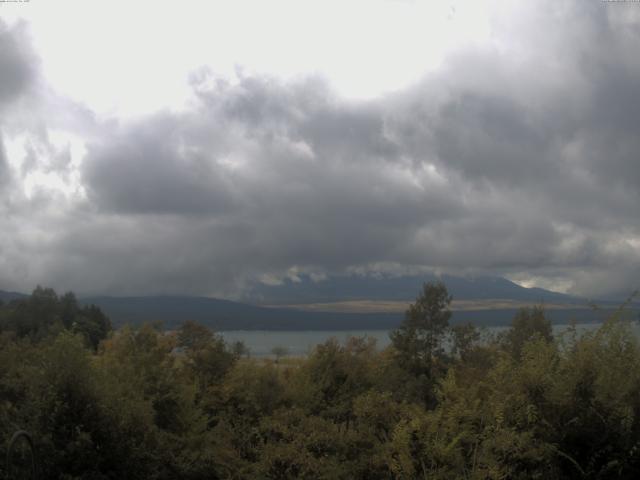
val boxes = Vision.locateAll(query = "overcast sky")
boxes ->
[0,0,639,298]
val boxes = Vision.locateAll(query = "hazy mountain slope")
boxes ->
[0,290,28,302]
[81,296,618,331]
[243,274,578,305]
[80,295,401,330]
[5,274,625,332]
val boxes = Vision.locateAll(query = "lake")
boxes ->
[220,322,619,357]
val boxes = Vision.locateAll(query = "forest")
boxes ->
[1,283,640,479]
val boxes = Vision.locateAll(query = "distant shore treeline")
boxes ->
[80,295,618,330]
[14,291,624,331]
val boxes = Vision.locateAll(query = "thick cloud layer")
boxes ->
[0,22,30,187]
[0,22,34,106]
[1,2,639,298]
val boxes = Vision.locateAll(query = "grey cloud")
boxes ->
[0,20,36,191]
[2,1,640,298]
[0,134,8,189]
[0,19,89,197]
[78,75,466,294]
[71,0,640,297]
[430,93,555,184]
[83,114,239,215]
[0,20,36,109]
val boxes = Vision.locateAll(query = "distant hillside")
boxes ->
[80,295,621,331]
[0,289,28,302]
[80,295,401,330]
[4,281,630,331]
[243,273,579,305]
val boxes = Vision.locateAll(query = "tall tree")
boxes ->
[390,281,452,405]
[503,306,552,359]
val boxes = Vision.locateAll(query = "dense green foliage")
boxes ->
[1,284,640,479]
[0,287,111,349]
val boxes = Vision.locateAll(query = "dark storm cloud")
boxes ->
[0,21,35,108]
[83,113,239,215]
[68,0,640,297]
[76,74,465,295]
[2,1,640,297]
[82,74,453,223]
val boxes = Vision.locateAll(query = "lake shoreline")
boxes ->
[219,321,638,357]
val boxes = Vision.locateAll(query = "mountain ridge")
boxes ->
[2,275,630,331]
[242,273,580,305]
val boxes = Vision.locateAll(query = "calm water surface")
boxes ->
[220,323,621,357]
